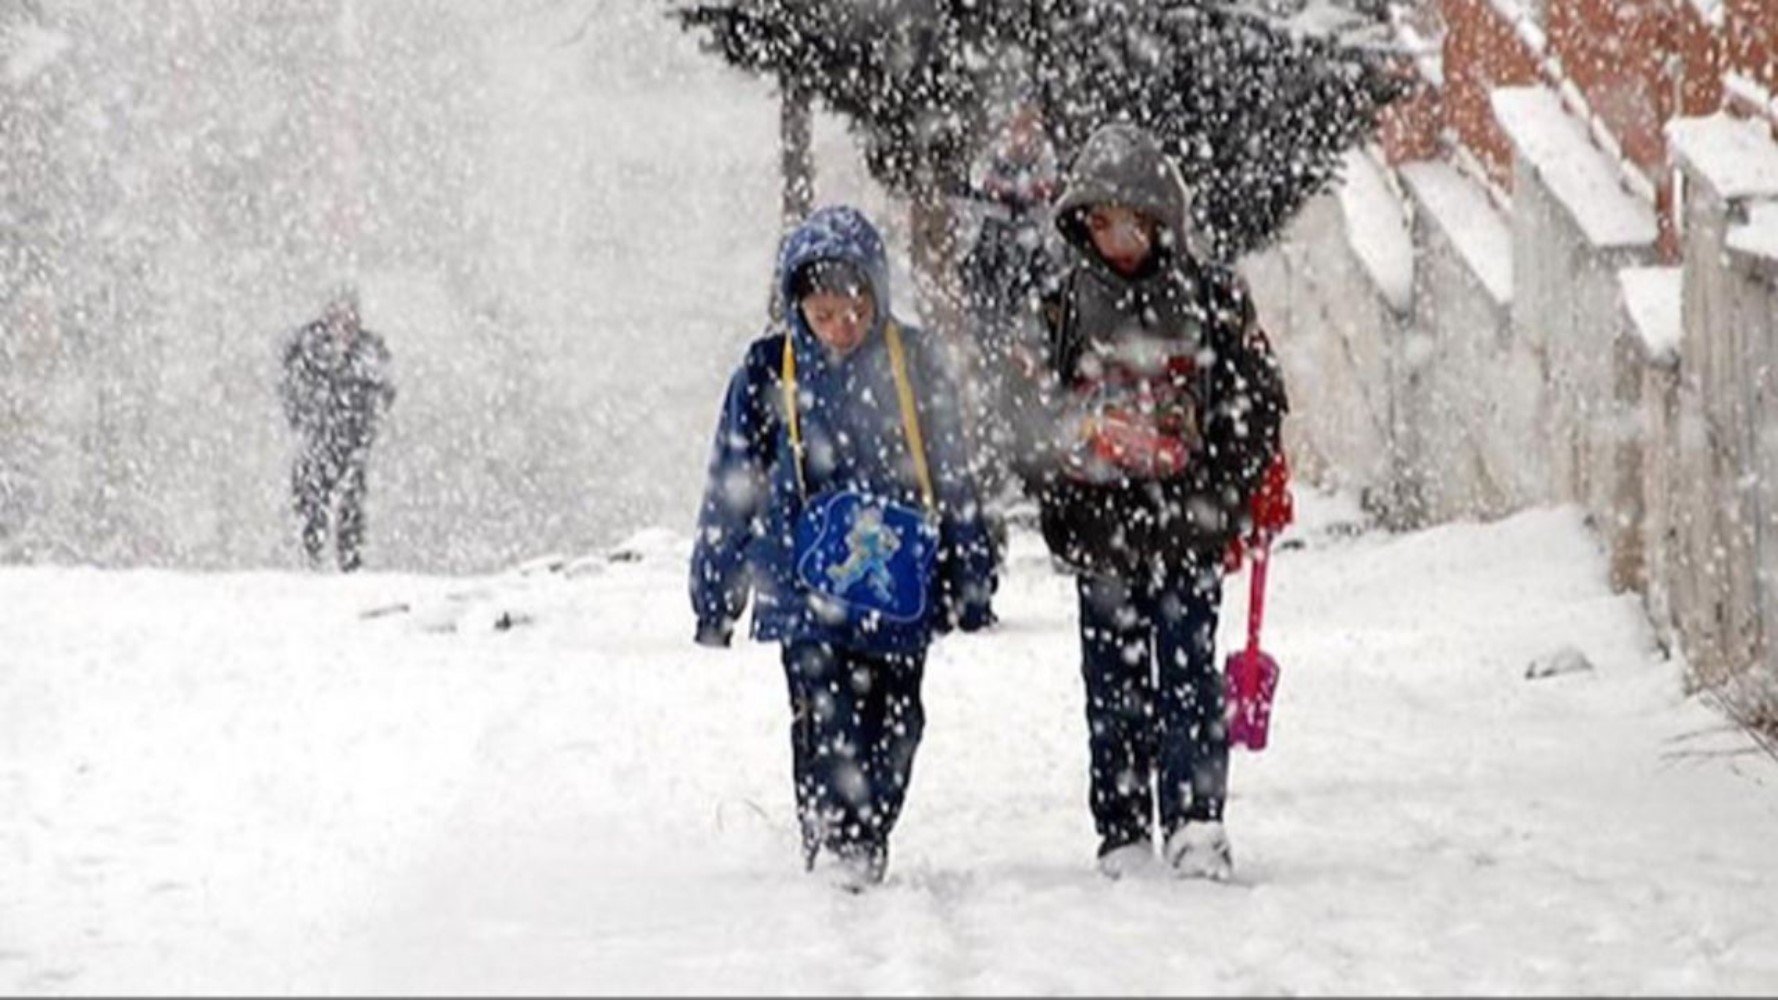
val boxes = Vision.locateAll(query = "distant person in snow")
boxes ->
[1012,123,1291,881]
[690,205,996,892]
[971,96,1061,219]
[279,285,396,573]
[960,96,1064,568]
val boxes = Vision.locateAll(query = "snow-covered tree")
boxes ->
[1028,0,1411,259]
[675,0,1412,263]
[675,0,1016,341]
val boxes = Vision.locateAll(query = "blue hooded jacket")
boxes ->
[690,206,996,654]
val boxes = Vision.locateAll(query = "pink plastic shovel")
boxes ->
[1225,542,1280,751]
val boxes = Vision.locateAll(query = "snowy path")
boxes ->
[5,492,1778,994]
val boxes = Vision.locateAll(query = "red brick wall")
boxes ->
[1724,0,1777,133]
[1441,0,1541,190]
[1726,0,1776,91]
[1542,0,1727,258]
[1550,0,1681,175]
[1378,81,1446,166]
[1427,0,1777,253]
[1674,2,1728,116]
[1379,0,1772,242]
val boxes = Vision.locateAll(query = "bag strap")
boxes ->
[884,324,937,512]
[780,322,935,512]
[782,334,806,500]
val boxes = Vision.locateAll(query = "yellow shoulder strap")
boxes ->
[780,335,806,500]
[781,323,936,512]
[885,323,937,513]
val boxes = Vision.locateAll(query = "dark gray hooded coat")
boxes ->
[1029,124,1287,578]
[280,321,396,453]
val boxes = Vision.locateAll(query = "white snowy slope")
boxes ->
[4,492,1778,995]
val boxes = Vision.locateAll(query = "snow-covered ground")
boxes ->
[5,491,1778,994]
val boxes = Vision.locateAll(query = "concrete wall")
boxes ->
[1665,129,1778,712]
[1245,193,1407,523]
[1246,151,1540,531]
[1253,117,1778,719]
[1400,163,1534,523]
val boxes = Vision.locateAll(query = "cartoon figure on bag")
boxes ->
[826,505,902,602]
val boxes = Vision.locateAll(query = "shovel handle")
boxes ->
[1246,539,1270,654]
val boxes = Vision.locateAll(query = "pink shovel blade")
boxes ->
[1225,647,1281,750]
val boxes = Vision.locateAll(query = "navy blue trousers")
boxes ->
[781,642,926,866]
[293,440,369,572]
[1077,564,1227,851]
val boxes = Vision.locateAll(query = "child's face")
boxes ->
[1085,204,1158,276]
[800,289,875,356]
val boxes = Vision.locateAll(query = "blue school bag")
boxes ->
[783,323,941,635]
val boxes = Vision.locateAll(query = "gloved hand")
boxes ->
[1250,451,1295,538]
[1222,533,1249,575]
[694,619,733,648]
[1223,451,1294,573]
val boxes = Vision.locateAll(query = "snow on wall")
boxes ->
[1249,149,1547,526]
[1617,266,1682,363]
[1665,114,1778,203]
[1491,87,1658,251]
[1399,160,1514,307]
[1723,73,1778,123]
[1387,7,1444,89]
[1243,194,1402,514]
[1333,149,1414,314]
[1262,88,1778,708]
[1395,157,1536,521]
[1482,0,1547,56]
[1667,159,1778,685]
[1727,202,1778,264]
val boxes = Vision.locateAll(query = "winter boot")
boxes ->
[813,842,887,893]
[1163,821,1233,881]
[1095,837,1157,881]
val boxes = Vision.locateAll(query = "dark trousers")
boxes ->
[782,641,927,868]
[1077,564,1226,850]
[293,441,369,572]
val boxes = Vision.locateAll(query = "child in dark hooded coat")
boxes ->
[1018,124,1289,880]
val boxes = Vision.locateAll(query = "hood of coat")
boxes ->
[1054,123,1196,273]
[776,205,893,359]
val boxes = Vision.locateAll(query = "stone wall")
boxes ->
[1245,166,1409,523]
[1248,106,1778,714]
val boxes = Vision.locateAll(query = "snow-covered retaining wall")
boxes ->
[1248,103,1778,713]
[1398,160,1530,522]
[1246,148,1533,528]
[1244,153,1409,521]
[1493,86,1662,599]
[1663,114,1778,703]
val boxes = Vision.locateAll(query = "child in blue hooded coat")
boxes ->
[690,205,996,890]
